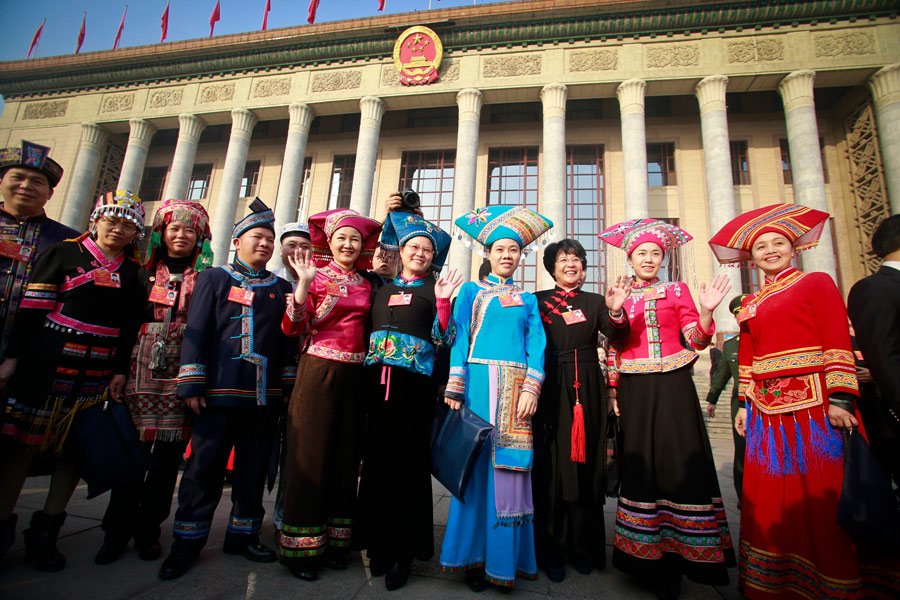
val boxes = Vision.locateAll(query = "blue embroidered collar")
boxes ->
[485,273,514,285]
[394,273,425,288]
[233,258,267,278]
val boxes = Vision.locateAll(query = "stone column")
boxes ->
[163,114,206,201]
[869,63,900,215]
[695,75,741,334]
[270,103,315,270]
[209,108,258,265]
[617,78,649,220]
[61,123,109,231]
[540,83,569,289]
[778,70,837,280]
[348,96,385,216]
[447,88,483,279]
[116,118,157,194]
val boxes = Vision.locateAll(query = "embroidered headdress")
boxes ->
[146,200,213,270]
[0,140,64,188]
[599,218,694,284]
[380,212,452,272]
[90,190,146,235]
[453,205,553,256]
[232,198,275,239]
[308,208,383,270]
[280,221,310,241]
[708,203,829,264]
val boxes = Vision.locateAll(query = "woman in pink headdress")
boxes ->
[599,218,735,599]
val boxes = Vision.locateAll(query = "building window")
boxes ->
[740,262,762,295]
[647,142,676,187]
[780,137,828,185]
[328,155,355,210]
[139,166,168,203]
[566,145,605,293]
[398,150,456,233]
[407,107,458,129]
[567,99,603,121]
[239,161,261,198]
[730,141,751,185]
[296,157,313,220]
[187,164,213,200]
[488,102,542,124]
[487,147,539,291]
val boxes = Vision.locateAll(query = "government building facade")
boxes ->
[0,0,897,333]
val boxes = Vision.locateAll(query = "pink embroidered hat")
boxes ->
[308,208,383,270]
[598,218,692,256]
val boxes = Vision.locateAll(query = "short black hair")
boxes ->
[542,239,587,279]
[478,258,492,280]
[871,215,900,259]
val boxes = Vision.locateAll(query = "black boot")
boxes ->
[159,539,201,581]
[95,532,130,565]
[385,559,411,591]
[23,511,67,572]
[0,514,17,556]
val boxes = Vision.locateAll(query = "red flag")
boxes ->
[209,0,221,37]
[307,0,319,24]
[26,19,45,59]
[76,12,86,54]
[160,1,169,43]
[378,0,385,11]
[262,0,271,30]
[113,5,127,50]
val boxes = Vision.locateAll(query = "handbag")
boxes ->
[837,427,899,551]
[65,395,151,499]
[605,413,622,498]
[430,399,493,503]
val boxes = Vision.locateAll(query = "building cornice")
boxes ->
[0,0,896,98]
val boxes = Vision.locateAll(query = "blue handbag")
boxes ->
[430,400,493,503]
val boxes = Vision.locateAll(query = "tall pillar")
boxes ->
[61,123,109,231]
[695,75,741,334]
[209,108,258,265]
[270,103,315,270]
[117,118,157,194]
[348,96,385,217]
[869,63,900,215]
[778,70,837,280]
[163,114,206,201]
[617,79,649,219]
[540,83,569,289]
[447,88,483,279]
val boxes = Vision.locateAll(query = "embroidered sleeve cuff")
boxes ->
[176,363,206,398]
[687,320,714,350]
[523,370,543,397]
[432,311,456,347]
[285,296,306,322]
[282,365,297,387]
[445,366,466,401]
[824,371,860,396]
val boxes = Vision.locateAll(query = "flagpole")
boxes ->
[31,18,46,59]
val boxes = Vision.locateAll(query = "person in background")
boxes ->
[273,222,311,289]
[600,218,734,600]
[159,199,295,581]
[705,295,748,504]
[532,239,630,582]
[372,245,399,284]
[0,191,146,572]
[96,200,213,565]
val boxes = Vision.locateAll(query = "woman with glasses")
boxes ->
[355,211,462,591]
[0,191,147,572]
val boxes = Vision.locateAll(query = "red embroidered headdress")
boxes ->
[308,208,382,270]
[708,203,829,264]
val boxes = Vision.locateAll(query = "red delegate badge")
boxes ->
[498,294,524,308]
[148,285,177,307]
[227,286,254,306]
[93,269,121,288]
[388,293,413,306]
[326,282,349,298]
[562,309,587,325]
[643,286,666,300]
[736,303,757,323]
[0,240,33,262]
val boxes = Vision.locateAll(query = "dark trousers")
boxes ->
[103,439,187,542]
[172,405,278,548]
[730,391,745,500]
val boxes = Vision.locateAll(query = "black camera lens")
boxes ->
[401,188,420,210]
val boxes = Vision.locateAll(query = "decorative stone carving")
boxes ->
[22,100,68,120]
[100,94,135,113]
[569,49,617,72]
[727,41,756,63]
[441,59,460,82]
[199,82,235,103]
[381,65,400,87]
[148,88,183,109]
[483,55,541,78]
[815,31,875,57]
[757,39,784,61]
[646,44,699,68]
[727,38,783,63]
[311,70,362,93]
[253,77,292,98]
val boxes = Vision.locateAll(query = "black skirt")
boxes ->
[612,366,735,586]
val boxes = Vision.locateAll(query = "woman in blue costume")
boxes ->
[440,205,552,591]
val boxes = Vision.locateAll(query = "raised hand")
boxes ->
[289,247,317,285]
[698,273,732,314]
[435,268,464,299]
[605,275,633,313]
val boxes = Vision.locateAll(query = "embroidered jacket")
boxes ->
[445,274,546,401]
[737,267,858,412]
[607,279,714,386]
[364,274,454,376]
[282,261,373,364]
[177,260,295,407]
[0,205,78,360]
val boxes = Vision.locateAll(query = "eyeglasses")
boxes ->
[404,243,434,256]
[100,217,138,233]
[556,256,583,265]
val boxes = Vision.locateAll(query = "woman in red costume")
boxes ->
[710,203,899,599]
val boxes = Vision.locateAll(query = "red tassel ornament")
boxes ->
[570,348,586,463]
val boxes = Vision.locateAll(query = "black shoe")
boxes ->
[135,536,162,561]
[95,534,130,565]
[0,514,17,557]
[385,559,411,591]
[546,565,565,582]
[290,566,319,581]
[654,575,682,600]
[324,556,348,570]
[158,550,196,580]
[223,540,277,563]
[23,511,67,572]
[573,559,592,575]
[368,555,391,577]
[465,568,488,592]
[494,583,513,594]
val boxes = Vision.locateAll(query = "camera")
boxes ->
[398,188,420,213]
